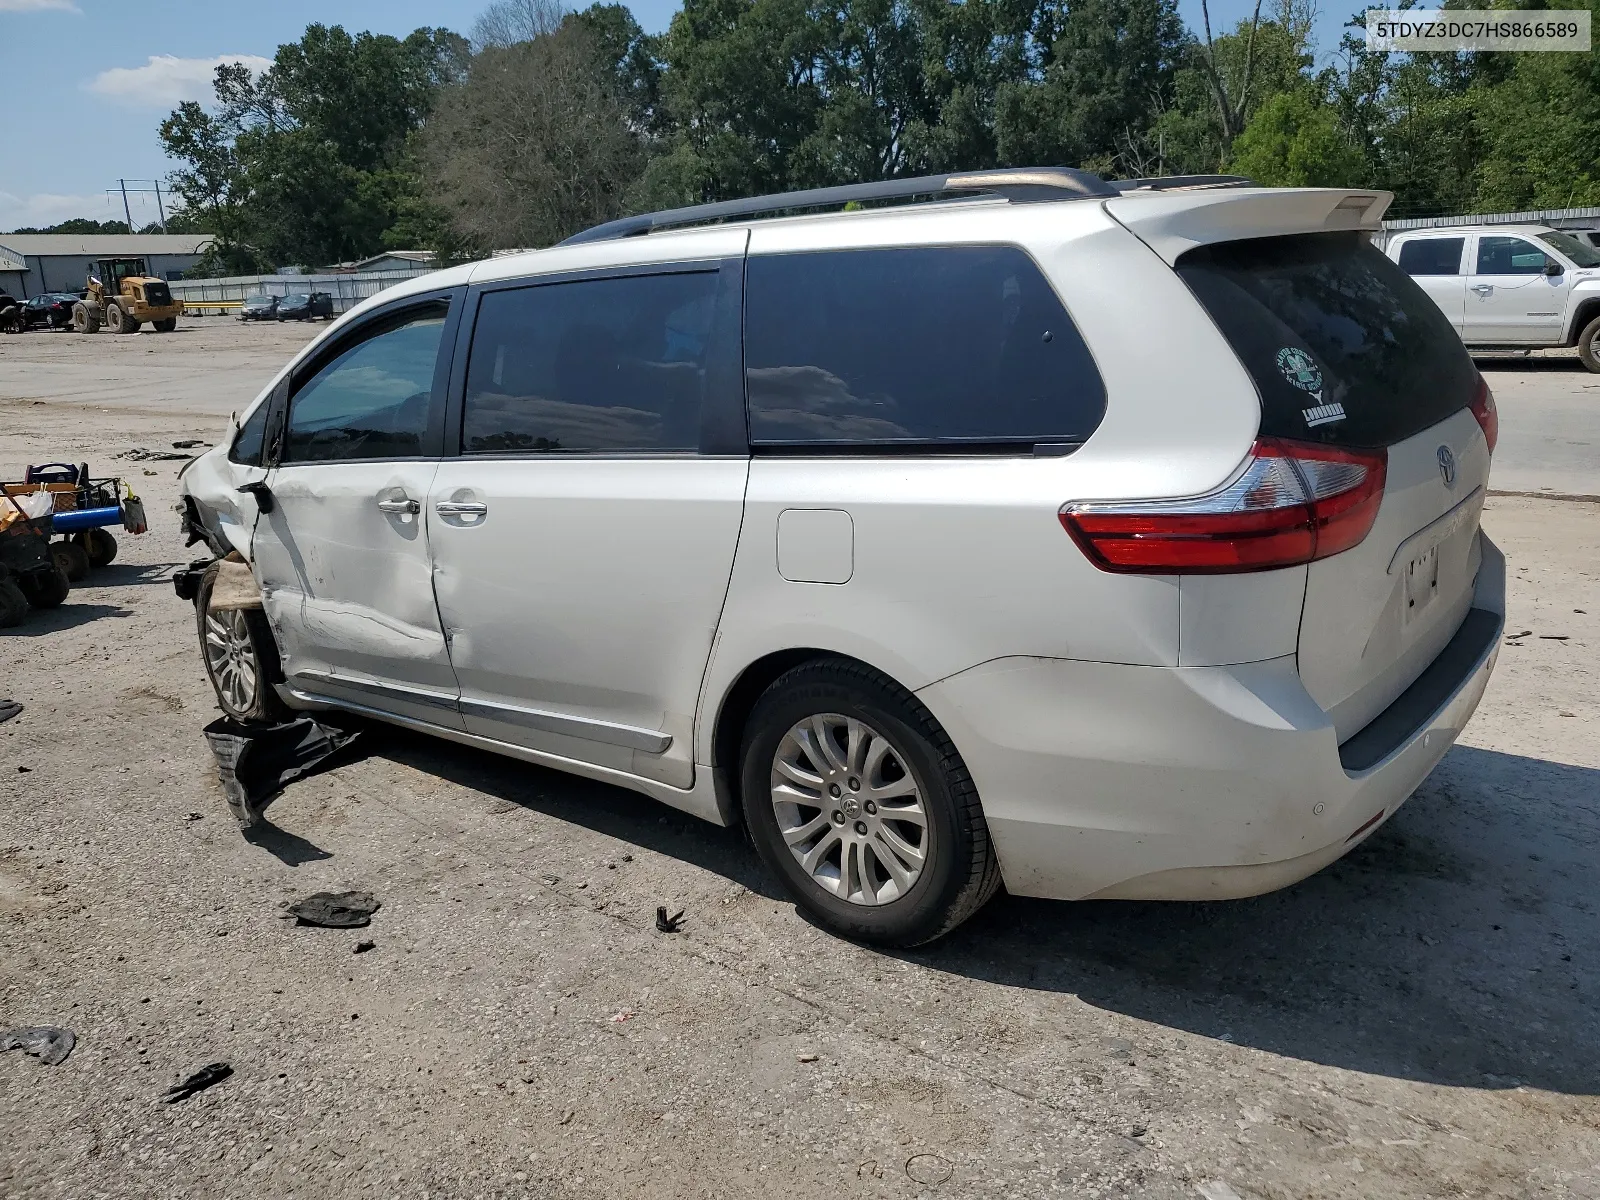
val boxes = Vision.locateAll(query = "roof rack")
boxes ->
[1108,175,1256,192]
[559,166,1118,246]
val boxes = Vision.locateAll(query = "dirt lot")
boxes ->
[1,321,1597,1200]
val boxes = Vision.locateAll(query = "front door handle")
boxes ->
[435,501,488,516]
[376,496,421,514]
[1471,284,1493,294]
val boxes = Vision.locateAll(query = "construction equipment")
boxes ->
[71,257,181,334]
[1,462,148,583]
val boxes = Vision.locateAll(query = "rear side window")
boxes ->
[1177,232,1478,449]
[744,246,1106,450]
[1476,236,1552,275]
[1397,237,1464,276]
[463,271,719,454]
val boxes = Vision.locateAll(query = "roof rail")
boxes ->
[1109,175,1256,192]
[559,166,1118,246]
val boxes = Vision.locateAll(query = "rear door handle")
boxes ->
[435,501,488,515]
[376,496,420,514]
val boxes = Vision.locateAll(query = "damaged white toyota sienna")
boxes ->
[178,168,1504,946]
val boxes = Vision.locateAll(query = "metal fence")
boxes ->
[1375,205,1600,249]
[168,267,435,315]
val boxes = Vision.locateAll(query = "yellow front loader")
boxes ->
[71,257,181,334]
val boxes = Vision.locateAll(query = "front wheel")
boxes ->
[50,540,90,582]
[739,659,1001,946]
[19,567,68,610]
[153,317,176,333]
[77,527,117,567]
[1577,315,1600,373]
[196,561,286,723]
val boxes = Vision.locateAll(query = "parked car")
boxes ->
[21,293,80,330]
[238,294,279,321]
[1386,224,1600,371]
[179,170,1504,946]
[275,291,335,321]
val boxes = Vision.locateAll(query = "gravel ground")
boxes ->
[1,321,1597,1199]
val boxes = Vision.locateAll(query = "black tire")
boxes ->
[50,540,90,582]
[0,579,28,628]
[18,567,68,610]
[739,659,1001,947]
[1578,315,1600,374]
[104,302,128,333]
[153,317,177,333]
[77,527,118,567]
[195,561,287,722]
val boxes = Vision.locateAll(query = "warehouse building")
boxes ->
[0,233,214,299]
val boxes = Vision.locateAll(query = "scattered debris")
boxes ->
[1,1026,75,1066]
[170,439,210,449]
[353,939,376,954]
[1196,1183,1245,1200]
[1507,630,1533,640]
[904,1152,954,1185]
[540,873,560,886]
[655,907,685,933]
[610,1009,635,1023]
[557,1110,575,1125]
[202,715,361,828]
[796,1052,819,1063]
[0,699,21,725]
[117,447,193,462]
[288,890,381,929]
[17,765,30,774]
[621,853,633,862]
[1129,1124,1148,1138]
[1538,634,1569,640]
[181,812,203,823]
[162,1062,232,1104]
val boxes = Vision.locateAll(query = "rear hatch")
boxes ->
[1176,231,1490,739]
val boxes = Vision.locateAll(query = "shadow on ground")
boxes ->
[371,730,1599,1096]
[1,601,132,635]
[70,562,179,589]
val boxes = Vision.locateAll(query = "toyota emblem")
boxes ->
[1437,444,1457,487]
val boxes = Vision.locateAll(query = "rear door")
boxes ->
[1394,235,1467,333]
[426,254,749,789]
[249,291,465,727]
[1178,233,1490,740]
[1466,234,1568,343]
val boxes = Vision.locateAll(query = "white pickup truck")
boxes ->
[1385,224,1600,372]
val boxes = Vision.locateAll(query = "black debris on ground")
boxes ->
[0,700,21,725]
[202,715,361,828]
[1,1026,75,1066]
[162,1062,232,1104]
[655,907,685,934]
[288,890,381,928]
[353,939,376,954]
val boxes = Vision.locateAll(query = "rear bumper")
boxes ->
[918,534,1505,902]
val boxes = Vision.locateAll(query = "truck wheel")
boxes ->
[104,302,129,333]
[0,579,28,628]
[196,561,288,722]
[72,302,100,333]
[50,540,91,582]
[77,528,118,567]
[1578,315,1600,373]
[153,317,177,333]
[19,567,69,610]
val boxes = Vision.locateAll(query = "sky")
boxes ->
[0,0,1354,234]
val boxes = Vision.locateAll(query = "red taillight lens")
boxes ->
[1470,376,1498,454]
[1060,438,1387,574]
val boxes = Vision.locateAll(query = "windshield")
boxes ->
[245,296,273,307]
[1538,231,1600,268]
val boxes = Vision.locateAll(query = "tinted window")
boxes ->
[230,401,270,466]
[1397,237,1464,276]
[463,272,719,454]
[1538,230,1600,268]
[283,304,446,463]
[1476,236,1550,275]
[744,246,1105,448]
[1177,232,1477,449]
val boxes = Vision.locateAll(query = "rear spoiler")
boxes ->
[1104,188,1393,265]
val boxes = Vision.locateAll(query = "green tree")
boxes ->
[1228,85,1366,186]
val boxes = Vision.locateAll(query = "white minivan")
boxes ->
[1386,223,1600,370]
[179,170,1505,945]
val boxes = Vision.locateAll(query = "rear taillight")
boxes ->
[1060,438,1387,574]
[1470,376,1498,454]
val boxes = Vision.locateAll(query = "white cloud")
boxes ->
[87,53,272,110]
[0,0,80,12]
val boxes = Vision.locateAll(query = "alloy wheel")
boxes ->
[204,607,259,714]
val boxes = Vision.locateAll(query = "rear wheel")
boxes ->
[196,561,287,723]
[739,659,1001,946]
[19,567,68,610]
[1578,315,1600,373]
[153,317,177,333]
[50,540,90,582]
[71,302,100,334]
[0,578,28,627]
[77,527,118,567]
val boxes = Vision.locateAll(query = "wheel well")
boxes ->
[1568,297,1600,345]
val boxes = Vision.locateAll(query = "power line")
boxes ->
[102,180,169,231]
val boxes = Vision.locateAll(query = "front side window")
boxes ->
[462,270,719,454]
[282,303,446,463]
[1397,237,1464,276]
[744,246,1106,449]
[230,401,270,466]
[1476,236,1552,275]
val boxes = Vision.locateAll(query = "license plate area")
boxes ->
[1403,543,1441,623]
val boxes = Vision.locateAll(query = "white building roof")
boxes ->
[0,233,215,257]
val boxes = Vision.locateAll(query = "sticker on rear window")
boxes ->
[1276,346,1345,427]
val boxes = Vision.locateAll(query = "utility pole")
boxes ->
[118,179,133,232]
[153,180,167,232]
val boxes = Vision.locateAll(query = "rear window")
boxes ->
[744,246,1106,450]
[1177,232,1478,449]
[1397,237,1463,276]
